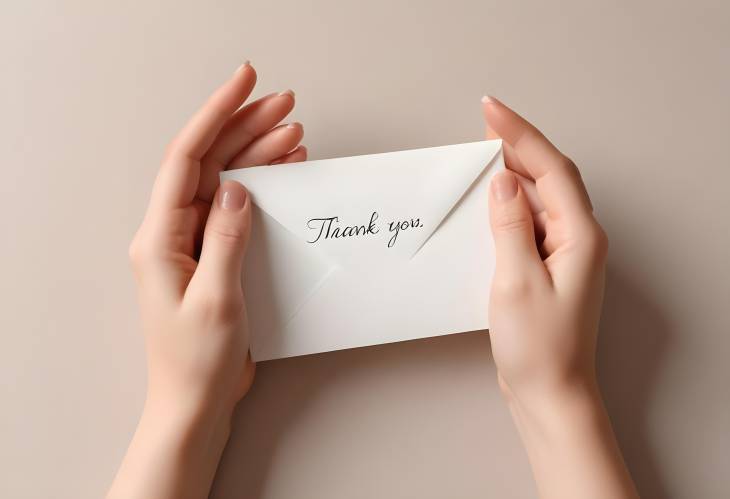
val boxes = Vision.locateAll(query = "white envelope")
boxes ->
[220,140,504,361]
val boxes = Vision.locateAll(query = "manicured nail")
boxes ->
[491,171,518,202]
[235,60,251,74]
[286,122,301,129]
[481,95,502,105]
[278,89,295,98]
[220,181,247,211]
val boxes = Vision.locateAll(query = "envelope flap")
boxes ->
[220,140,502,266]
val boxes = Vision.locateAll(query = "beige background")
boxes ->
[2,1,729,497]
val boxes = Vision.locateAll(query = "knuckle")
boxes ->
[494,211,532,234]
[128,232,151,269]
[492,274,534,301]
[561,155,581,178]
[579,221,609,261]
[199,292,244,323]
[590,223,609,259]
[160,155,181,176]
[163,134,186,162]
[560,155,588,186]
[127,229,169,276]
[162,141,177,162]
[208,223,243,246]
[560,155,594,210]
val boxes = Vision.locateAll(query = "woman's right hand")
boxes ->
[483,96,638,499]
[484,96,608,404]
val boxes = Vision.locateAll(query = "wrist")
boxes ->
[501,375,610,455]
[500,373,604,432]
[107,385,234,499]
[500,375,639,499]
[497,367,600,410]
[142,384,234,453]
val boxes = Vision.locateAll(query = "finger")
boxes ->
[514,174,547,240]
[229,122,304,169]
[482,96,593,222]
[487,123,528,178]
[192,180,251,293]
[487,121,546,217]
[152,62,257,211]
[488,171,546,285]
[270,145,307,165]
[208,90,296,165]
[487,122,548,245]
[197,90,296,201]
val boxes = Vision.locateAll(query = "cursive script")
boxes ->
[307,211,380,243]
[306,211,424,248]
[387,218,424,248]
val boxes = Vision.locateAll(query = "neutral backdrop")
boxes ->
[2,1,728,498]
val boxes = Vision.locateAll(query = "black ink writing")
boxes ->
[306,211,424,248]
[307,211,379,243]
[387,218,424,248]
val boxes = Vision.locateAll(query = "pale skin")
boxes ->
[108,63,640,499]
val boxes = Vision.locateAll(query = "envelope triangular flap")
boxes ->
[220,140,502,265]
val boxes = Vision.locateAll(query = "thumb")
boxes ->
[196,180,251,290]
[489,170,543,283]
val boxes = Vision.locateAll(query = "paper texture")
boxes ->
[220,140,504,361]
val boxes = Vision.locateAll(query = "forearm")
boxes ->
[107,394,232,499]
[505,380,639,499]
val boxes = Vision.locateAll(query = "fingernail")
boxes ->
[286,122,300,129]
[235,60,251,74]
[491,171,518,202]
[278,89,295,98]
[220,181,247,211]
[481,95,502,105]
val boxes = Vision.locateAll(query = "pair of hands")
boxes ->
[130,63,607,417]
[113,62,635,499]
